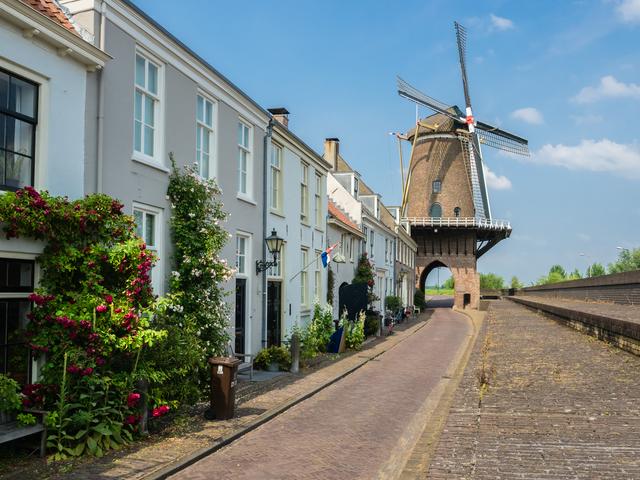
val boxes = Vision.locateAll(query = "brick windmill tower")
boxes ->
[396,22,529,309]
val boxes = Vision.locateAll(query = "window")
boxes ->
[315,174,323,228]
[432,179,442,193]
[236,234,248,276]
[314,250,322,301]
[385,238,389,263]
[237,121,251,195]
[270,143,282,210]
[133,205,162,293]
[1,258,34,384]
[454,207,461,217]
[429,203,442,218]
[0,69,38,191]
[363,227,368,254]
[300,248,309,306]
[134,53,160,159]
[349,237,354,262]
[300,163,309,222]
[196,94,214,178]
[353,176,359,199]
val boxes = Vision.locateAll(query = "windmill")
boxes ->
[396,21,529,220]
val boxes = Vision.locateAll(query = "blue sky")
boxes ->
[132,0,639,284]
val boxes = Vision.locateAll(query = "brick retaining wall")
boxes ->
[514,270,640,305]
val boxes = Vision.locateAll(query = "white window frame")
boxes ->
[314,173,323,229]
[236,233,250,277]
[237,120,252,198]
[196,92,216,179]
[300,248,309,307]
[132,203,163,295]
[314,249,322,301]
[270,142,283,212]
[300,162,309,223]
[133,49,164,168]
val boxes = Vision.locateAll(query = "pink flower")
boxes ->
[151,405,170,418]
[67,364,81,374]
[82,367,93,376]
[96,305,108,313]
[104,294,113,304]
[127,393,141,408]
[124,415,137,425]
[95,357,106,366]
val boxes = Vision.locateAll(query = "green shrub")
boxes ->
[254,346,291,371]
[0,374,21,413]
[345,311,365,350]
[17,412,37,426]
[385,295,402,312]
[364,314,379,337]
[414,288,426,308]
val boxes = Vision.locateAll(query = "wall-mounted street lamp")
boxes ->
[256,229,284,274]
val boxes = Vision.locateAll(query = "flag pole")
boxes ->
[289,242,340,282]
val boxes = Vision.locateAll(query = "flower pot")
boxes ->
[0,410,16,424]
[266,362,280,372]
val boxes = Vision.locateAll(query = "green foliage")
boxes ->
[510,276,524,289]
[254,346,291,371]
[364,314,380,337]
[148,158,232,404]
[608,247,640,274]
[290,304,335,362]
[414,288,426,309]
[442,276,455,289]
[479,273,504,290]
[326,268,334,306]
[567,268,582,280]
[0,187,165,458]
[0,374,21,412]
[16,413,37,427]
[385,296,402,312]
[587,263,606,277]
[353,253,378,307]
[344,311,365,350]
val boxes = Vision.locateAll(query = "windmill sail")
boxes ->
[397,77,462,124]
[475,121,530,156]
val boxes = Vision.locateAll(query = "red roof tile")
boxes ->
[20,0,78,34]
[328,201,361,234]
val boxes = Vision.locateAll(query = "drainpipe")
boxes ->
[261,119,274,348]
[96,0,106,193]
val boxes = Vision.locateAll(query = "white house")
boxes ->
[0,0,108,384]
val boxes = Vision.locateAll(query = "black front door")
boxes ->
[235,278,246,354]
[267,281,282,347]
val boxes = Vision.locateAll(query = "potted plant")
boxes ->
[0,374,22,423]
[254,346,291,372]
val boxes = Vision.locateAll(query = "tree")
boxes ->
[567,268,582,280]
[442,276,455,289]
[549,265,566,278]
[587,262,606,277]
[480,273,504,290]
[608,247,640,274]
[352,253,378,307]
[510,276,524,289]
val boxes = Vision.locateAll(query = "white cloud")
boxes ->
[616,0,640,23]
[483,165,512,190]
[572,75,640,103]
[511,107,544,125]
[489,13,514,31]
[528,139,640,179]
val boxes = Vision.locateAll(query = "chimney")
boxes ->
[324,138,340,171]
[268,108,290,129]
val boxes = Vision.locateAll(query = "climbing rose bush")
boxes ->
[0,187,167,458]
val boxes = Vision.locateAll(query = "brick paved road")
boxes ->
[170,306,472,480]
[427,300,640,479]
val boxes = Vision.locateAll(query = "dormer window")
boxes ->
[432,179,441,194]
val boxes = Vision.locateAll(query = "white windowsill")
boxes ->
[132,154,170,173]
[236,194,257,206]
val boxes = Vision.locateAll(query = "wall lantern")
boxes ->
[256,229,284,274]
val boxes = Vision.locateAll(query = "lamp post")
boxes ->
[256,229,284,274]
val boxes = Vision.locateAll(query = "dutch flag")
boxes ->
[321,243,339,268]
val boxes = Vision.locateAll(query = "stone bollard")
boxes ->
[290,331,300,373]
[135,379,149,436]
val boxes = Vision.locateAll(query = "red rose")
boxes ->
[96,305,108,313]
[104,294,113,304]
[127,393,141,408]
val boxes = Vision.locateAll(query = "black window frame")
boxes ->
[454,207,461,217]
[0,67,39,192]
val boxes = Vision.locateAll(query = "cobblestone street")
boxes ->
[170,306,473,480]
[427,300,640,479]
